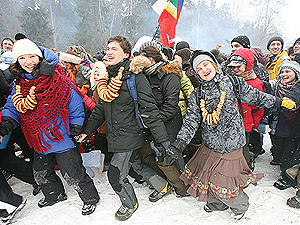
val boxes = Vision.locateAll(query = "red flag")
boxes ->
[153,0,184,48]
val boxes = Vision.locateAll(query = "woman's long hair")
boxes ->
[9,56,42,80]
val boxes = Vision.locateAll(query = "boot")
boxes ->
[115,203,138,221]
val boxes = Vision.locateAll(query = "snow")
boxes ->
[8,134,300,225]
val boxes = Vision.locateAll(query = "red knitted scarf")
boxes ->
[16,65,77,153]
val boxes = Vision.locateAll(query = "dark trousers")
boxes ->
[33,148,99,204]
[270,135,300,168]
[249,130,263,155]
[0,150,36,191]
[0,188,22,217]
[138,143,188,196]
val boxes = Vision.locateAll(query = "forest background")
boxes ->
[0,0,293,54]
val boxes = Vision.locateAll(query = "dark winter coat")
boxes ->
[83,59,169,153]
[142,61,182,142]
[270,80,300,138]
[0,69,13,108]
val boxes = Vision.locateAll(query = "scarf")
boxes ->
[234,69,256,81]
[17,65,79,153]
[107,59,128,78]
[144,62,164,76]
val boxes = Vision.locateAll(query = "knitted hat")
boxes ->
[231,35,251,49]
[59,46,82,64]
[293,38,300,47]
[174,48,191,65]
[175,41,190,52]
[12,39,43,61]
[0,51,14,64]
[190,50,218,72]
[267,36,284,50]
[279,61,300,80]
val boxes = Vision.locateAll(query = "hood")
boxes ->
[232,48,254,72]
[158,61,183,79]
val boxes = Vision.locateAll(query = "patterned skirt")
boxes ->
[180,144,264,202]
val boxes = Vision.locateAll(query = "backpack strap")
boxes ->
[227,75,244,118]
[127,73,143,128]
[196,85,203,105]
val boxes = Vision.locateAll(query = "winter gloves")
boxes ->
[165,139,186,166]
[282,98,297,110]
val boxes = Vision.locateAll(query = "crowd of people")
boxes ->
[0,32,299,223]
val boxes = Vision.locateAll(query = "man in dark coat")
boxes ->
[77,35,170,221]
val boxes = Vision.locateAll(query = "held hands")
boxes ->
[165,145,181,166]
[74,133,87,143]
[281,98,297,110]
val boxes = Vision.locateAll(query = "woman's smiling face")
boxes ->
[196,60,216,81]
[280,68,297,84]
[18,54,40,73]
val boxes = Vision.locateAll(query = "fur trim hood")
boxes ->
[59,52,82,64]
[129,56,151,74]
[129,55,182,79]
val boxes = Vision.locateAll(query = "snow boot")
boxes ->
[149,183,172,202]
[115,203,138,221]
[38,193,67,208]
[287,191,300,209]
[82,203,97,215]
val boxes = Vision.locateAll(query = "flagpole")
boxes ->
[151,25,160,41]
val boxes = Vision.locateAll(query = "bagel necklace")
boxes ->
[200,91,226,125]
[11,85,38,113]
[97,67,124,102]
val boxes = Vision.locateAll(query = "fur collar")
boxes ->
[129,56,182,79]
[59,52,82,64]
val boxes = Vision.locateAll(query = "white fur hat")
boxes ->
[59,52,82,64]
[12,39,43,61]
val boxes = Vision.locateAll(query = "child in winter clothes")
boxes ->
[228,48,265,170]
[0,39,99,215]
[164,50,296,220]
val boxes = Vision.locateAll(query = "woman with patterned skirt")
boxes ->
[164,50,296,220]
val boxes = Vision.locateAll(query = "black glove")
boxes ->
[150,141,170,163]
[165,139,186,166]
[165,145,181,165]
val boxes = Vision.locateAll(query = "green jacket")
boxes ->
[178,71,194,116]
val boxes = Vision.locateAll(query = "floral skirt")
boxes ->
[180,144,264,202]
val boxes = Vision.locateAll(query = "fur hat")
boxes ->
[231,35,251,49]
[12,39,43,61]
[0,51,14,64]
[59,46,82,64]
[279,61,300,80]
[267,36,284,50]
[174,48,191,65]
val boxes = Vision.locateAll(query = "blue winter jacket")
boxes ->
[1,71,85,154]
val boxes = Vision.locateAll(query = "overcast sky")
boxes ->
[214,0,299,45]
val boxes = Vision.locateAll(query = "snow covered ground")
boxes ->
[8,134,300,225]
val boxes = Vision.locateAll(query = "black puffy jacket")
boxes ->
[83,59,168,152]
